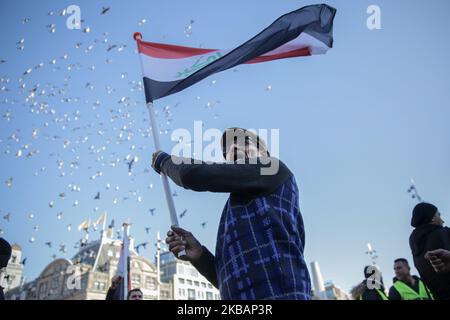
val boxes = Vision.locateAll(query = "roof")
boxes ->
[11,243,22,251]
[71,237,138,272]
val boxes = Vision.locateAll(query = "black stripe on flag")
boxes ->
[143,3,336,102]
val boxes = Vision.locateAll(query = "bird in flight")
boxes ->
[100,7,111,15]
[179,209,187,219]
[135,242,148,254]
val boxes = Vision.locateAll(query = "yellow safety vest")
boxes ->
[393,279,433,300]
[358,288,388,300]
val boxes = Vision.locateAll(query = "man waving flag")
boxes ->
[133,4,336,264]
[135,3,336,102]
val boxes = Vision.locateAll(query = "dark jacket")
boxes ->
[105,287,116,300]
[0,286,5,300]
[157,154,312,300]
[388,276,432,300]
[351,280,387,300]
[105,277,124,300]
[409,224,450,300]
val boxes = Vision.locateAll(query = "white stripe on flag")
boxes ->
[139,32,329,82]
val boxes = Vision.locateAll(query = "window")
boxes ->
[325,288,334,300]
[187,268,199,277]
[194,281,199,287]
[81,276,88,290]
[178,288,183,296]
[94,281,106,291]
[206,292,213,300]
[38,282,48,298]
[131,274,141,287]
[168,265,176,276]
[11,255,17,263]
[188,289,196,300]
[145,276,155,289]
[51,277,60,289]
[187,280,193,286]
[178,265,184,274]
[178,278,185,284]
[201,282,206,288]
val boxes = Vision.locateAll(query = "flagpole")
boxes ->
[146,101,180,228]
[123,223,129,300]
[156,231,161,300]
[133,32,186,258]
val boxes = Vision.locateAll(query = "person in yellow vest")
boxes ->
[351,265,388,300]
[388,258,433,300]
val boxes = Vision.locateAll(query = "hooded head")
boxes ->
[0,238,12,269]
[351,265,385,299]
[220,127,269,162]
[364,265,385,289]
[411,203,442,228]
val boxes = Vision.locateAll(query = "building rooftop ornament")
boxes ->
[11,243,22,251]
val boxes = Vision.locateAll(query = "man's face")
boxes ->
[225,141,246,162]
[431,211,444,226]
[128,290,143,300]
[394,261,410,281]
[225,140,261,162]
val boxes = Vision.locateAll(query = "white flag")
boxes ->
[78,218,91,231]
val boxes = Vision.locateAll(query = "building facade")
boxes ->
[159,251,220,300]
[310,261,351,300]
[322,281,352,300]
[5,232,172,300]
[0,244,25,292]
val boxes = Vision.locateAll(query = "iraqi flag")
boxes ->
[135,3,336,102]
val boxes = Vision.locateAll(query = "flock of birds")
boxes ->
[0,5,210,271]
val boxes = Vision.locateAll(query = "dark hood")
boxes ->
[350,278,385,299]
[409,224,442,257]
[0,238,12,269]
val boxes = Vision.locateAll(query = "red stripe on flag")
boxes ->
[138,40,217,59]
[245,47,311,64]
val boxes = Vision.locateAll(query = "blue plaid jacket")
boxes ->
[214,174,311,300]
[156,153,311,300]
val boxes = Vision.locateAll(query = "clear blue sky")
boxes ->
[1,0,449,294]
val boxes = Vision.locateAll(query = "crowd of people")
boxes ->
[1,128,450,300]
[350,202,450,300]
